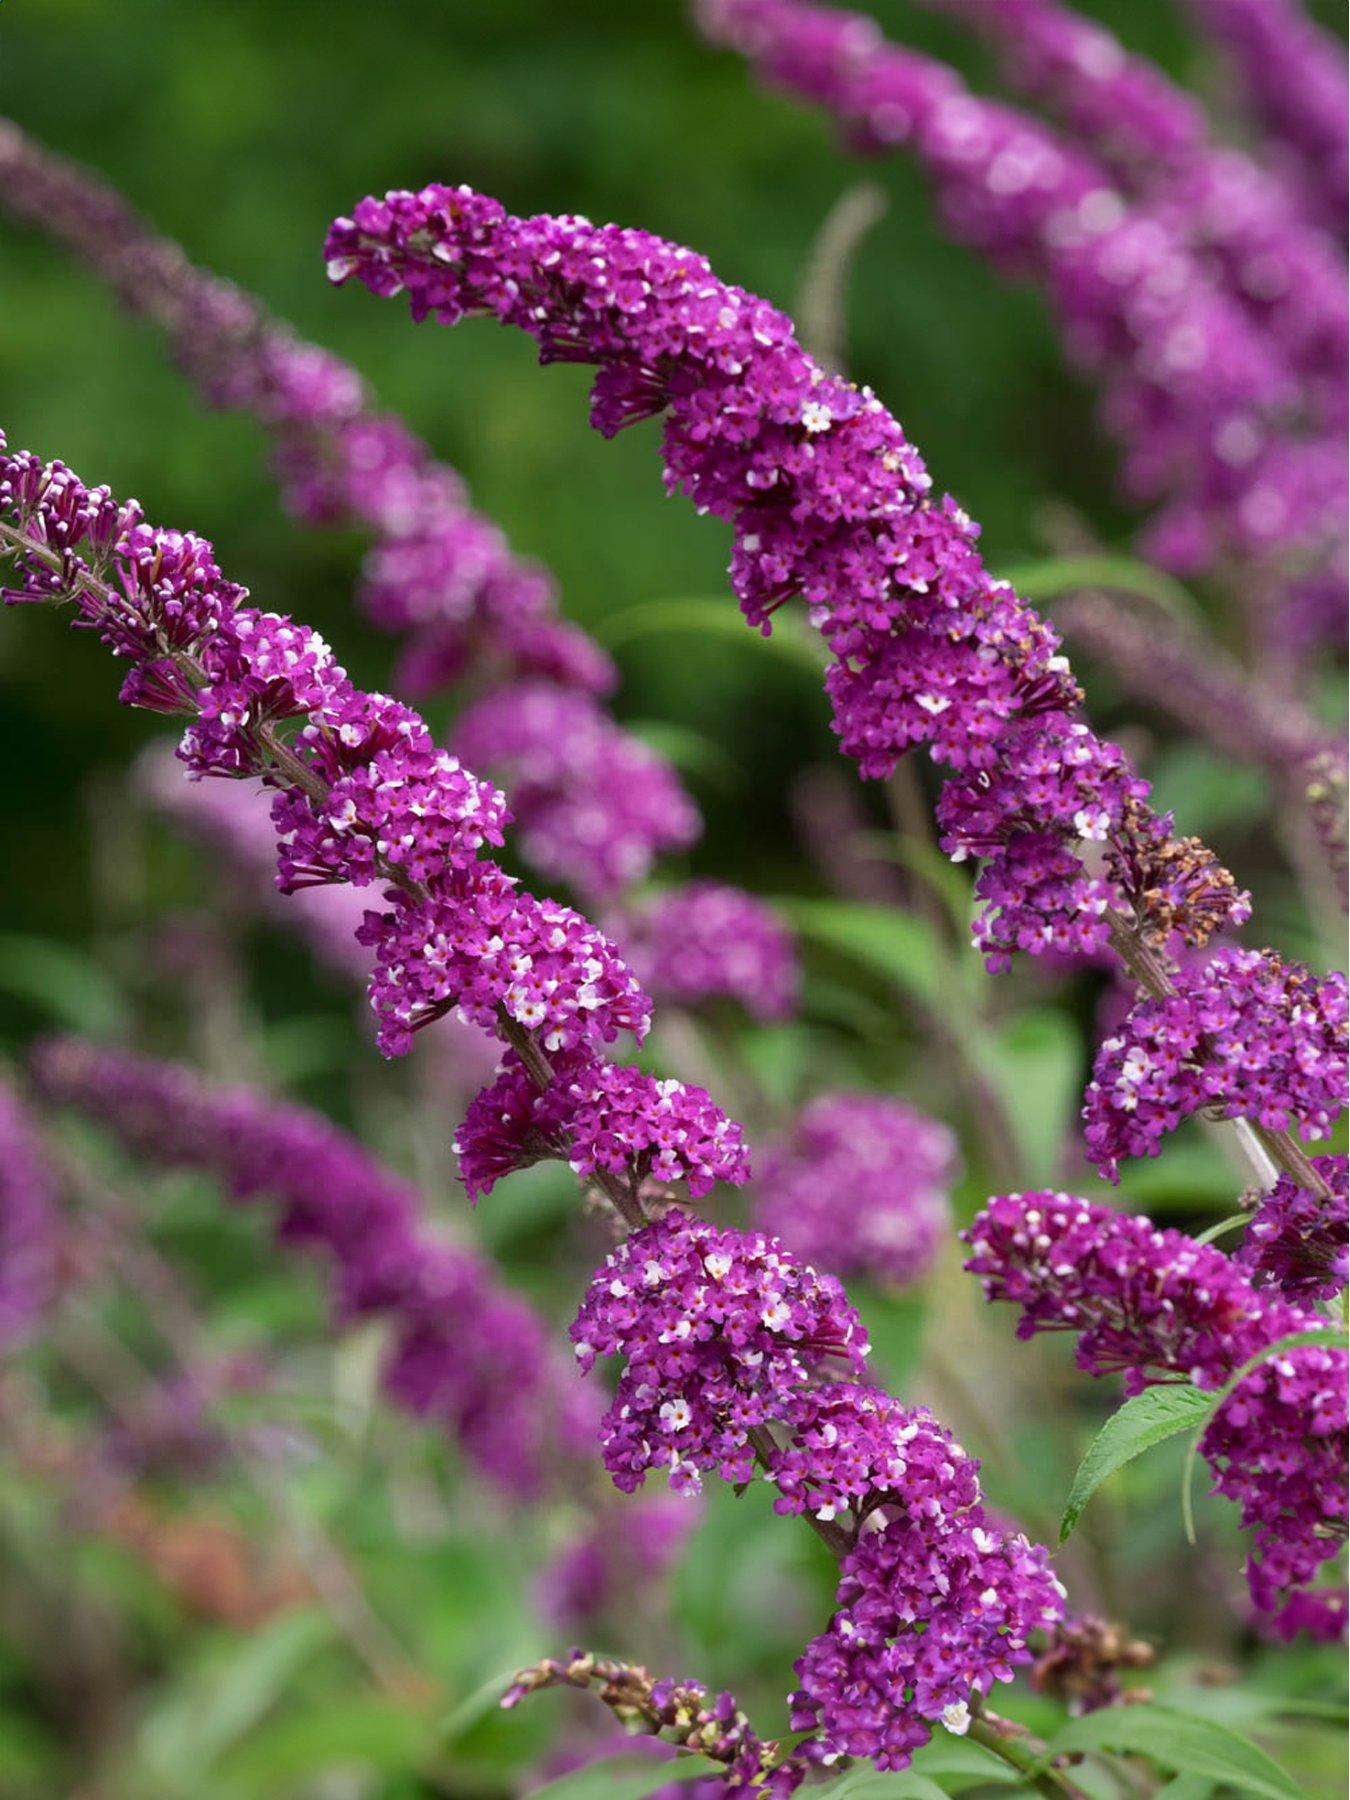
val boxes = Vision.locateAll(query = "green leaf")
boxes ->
[810,1768,950,1798]
[977,1007,1083,1186]
[1061,1384,1216,1542]
[597,597,826,674]
[1039,1704,1302,1800]
[0,931,126,1034]
[1148,743,1268,839]
[1001,554,1201,624]
[774,898,949,1011]
[1192,1213,1249,1247]
[525,1751,723,1800]
[1181,1327,1348,1542]
[1152,1778,1213,1800]
[136,1607,333,1781]
[908,1735,1023,1786]
[625,718,741,793]
[215,1695,435,1791]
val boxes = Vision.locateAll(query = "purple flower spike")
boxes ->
[1237,1153,1348,1303]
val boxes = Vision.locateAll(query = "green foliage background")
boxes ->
[0,3,1346,1797]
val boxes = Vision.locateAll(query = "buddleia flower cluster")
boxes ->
[322,184,1350,1231]
[11,123,1344,1755]
[1084,947,1347,1179]
[319,182,1244,985]
[453,1051,751,1203]
[964,1190,1348,1632]
[1237,1154,1348,1304]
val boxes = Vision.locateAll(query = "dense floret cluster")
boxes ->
[0,438,653,1065]
[570,1208,868,1495]
[1237,1154,1348,1304]
[1084,947,1347,1179]
[359,869,652,1058]
[754,1093,955,1286]
[325,183,1256,996]
[965,1190,1349,1625]
[790,1488,1064,1766]
[453,1051,750,1202]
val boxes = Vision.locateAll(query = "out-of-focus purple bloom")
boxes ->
[0,1079,59,1350]
[537,1490,699,1630]
[754,1092,955,1286]
[1187,0,1349,236]
[31,1037,578,1498]
[694,3,1305,523]
[936,0,1347,424]
[0,122,620,705]
[454,683,700,900]
[965,1190,1349,1626]
[623,882,799,1020]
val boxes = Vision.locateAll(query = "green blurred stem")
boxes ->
[967,1715,1086,1799]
